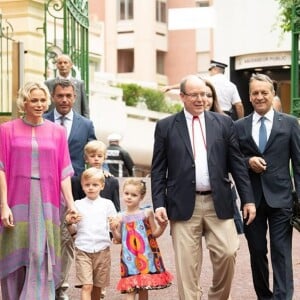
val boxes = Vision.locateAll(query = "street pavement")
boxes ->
[66,177,300,299]
[65,227,300,300]
[1,177,300,299]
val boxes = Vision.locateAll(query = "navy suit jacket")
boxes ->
[45,77,89,118]
[44,110,96,176]
[151,110,254,221]
[235,111,300,208]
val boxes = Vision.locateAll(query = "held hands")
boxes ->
[1,204,14,228]
[154,207,169,227]
[108,216,121,231]
[65,208,82,225]
[243,203,256,225]
[159,218,168,231]
[108,216,122,244]
[249,157,267,173]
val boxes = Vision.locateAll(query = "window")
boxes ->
[118,49,134,73]
[195,0,209,7]
[156,0,166,23]
[156,51,165,74]
[118,0,134,20]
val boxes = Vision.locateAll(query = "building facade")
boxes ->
[92,0,291,115]
[0,0,292,171]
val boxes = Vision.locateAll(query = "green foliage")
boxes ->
[141,88,167,112]
[276,0,300,32]
[118,83,142,107]
[117,83,182,114]
[166,102,183,114]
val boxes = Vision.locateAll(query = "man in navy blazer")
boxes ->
[235,73,300,300]
[151,75,256,300]
[44,79,96,300]
[45,54,89,118]
[44,80,96,176]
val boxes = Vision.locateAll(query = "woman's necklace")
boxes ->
[22,117,44,127]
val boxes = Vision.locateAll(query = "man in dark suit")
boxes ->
[45,54,89,118]
[44,79,96,300]
[235,73,300,300]
[151,75,256,300]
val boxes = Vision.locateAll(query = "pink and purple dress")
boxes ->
[0,118,73,299]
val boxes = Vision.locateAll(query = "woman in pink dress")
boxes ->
[0,82,76,299]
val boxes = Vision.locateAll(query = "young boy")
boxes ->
[71,140,120,298]
[72,140,120,212]
[66,167,117,300]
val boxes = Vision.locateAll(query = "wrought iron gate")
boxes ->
[44,0,89,94]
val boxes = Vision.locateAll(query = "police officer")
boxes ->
[208,60,244,119]
[106,133,135,177]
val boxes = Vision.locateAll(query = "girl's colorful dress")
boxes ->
[0,119,73,299]
[117,210,172,293]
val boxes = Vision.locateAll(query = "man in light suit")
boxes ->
[44,79,96,300]
[45,54,89,118]
[235,73,300,300]
[151,75,256,300]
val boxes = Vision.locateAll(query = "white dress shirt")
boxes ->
[185,110,211,191]
[252,109,274,148]
[74,197,117,253]
[54,109,73,139]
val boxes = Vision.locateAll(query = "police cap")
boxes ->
[107,133,122,142]
[208,60,228,70]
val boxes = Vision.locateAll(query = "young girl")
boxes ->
[110,178,173,300]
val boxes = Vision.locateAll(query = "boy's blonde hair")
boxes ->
[84,140,107,159]
[81,167,105,185]
[123,178,147,197]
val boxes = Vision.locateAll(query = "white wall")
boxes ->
[89,88,170,167]
[212,0,290,65]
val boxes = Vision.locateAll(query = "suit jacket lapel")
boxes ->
[245,113,254,136]
[175,111,194,160]
[265,111,282,151]
[50,111,55,122]
[204,112,214,157]
[68,111,78,142]
[242,113,258,150]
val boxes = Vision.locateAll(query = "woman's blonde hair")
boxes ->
[16,81,51,114]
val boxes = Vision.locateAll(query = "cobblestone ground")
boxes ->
[1,178,300,299]
[66,229,300,300]
[66,178,300,300]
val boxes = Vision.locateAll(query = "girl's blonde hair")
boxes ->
[123,178,146,197]
[84,140,107,159]
[81,167,105,185]
[16,81,51,114]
